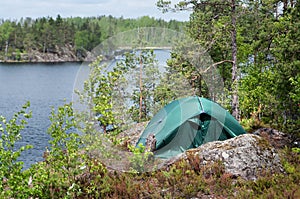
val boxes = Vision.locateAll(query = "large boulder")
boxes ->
[164,134,284,181]
[115,125,285,179]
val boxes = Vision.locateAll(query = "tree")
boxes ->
[74,30,90,58]
[54,14,65,46]
[268,1,300,134]
[237,1,299,135]
[0,21,14,60]
[157,0,247,120]
[84,57,117,133]
[0,16,186,62]
[154,49,196,106]
[122,49,160,122]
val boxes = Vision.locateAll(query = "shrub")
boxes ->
[0,102,33,198]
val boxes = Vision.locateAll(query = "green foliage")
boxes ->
[21,103,106,198]
[292,147,300,154]
[162,43,210,99]
[0,16,186,61]
[289,75,300,103]
[1,1,300,197]
[74,30,90,51]
[283,161,296,174]
[24,103,87,198]
[0,101,32,198]
[127,143,154,173]
[0,21,14,42]
[158,0,299,134]
[121,49,161,122]
[79,56,126,133]
[47,103,80,153]
[237,1,300,135]
[0,104,300,198]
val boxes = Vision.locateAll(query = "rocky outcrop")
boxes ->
[27,44,80,62]
[2,44,89,63]
[117,122,148,148]
[163,134,284,181]
[114,125,285,180]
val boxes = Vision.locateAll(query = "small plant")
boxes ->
[292,147,300,154]
[0,101,33,198]
[26,103,88,198]
[128,143,154,173]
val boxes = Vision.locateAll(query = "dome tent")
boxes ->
[136,96,246,158]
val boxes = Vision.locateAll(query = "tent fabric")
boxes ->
[136,96,246,158]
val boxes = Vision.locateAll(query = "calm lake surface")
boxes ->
[0,50,170,170]
[0,62,81,169]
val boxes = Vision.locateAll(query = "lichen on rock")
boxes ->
[164,134,284,181]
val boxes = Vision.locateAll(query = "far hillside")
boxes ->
[0,15,186,62]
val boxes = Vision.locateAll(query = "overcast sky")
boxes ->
[0,0,190,21]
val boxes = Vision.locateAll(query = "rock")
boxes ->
[117,121,148,148]
[146,133,157,152]
[221,152,229,159]
[12,44,82,62]
[113,125,286,178]
[163,134,283,181]
[252,128,292,148]
[84,51,98,62]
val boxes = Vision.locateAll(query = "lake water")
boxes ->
[0,62,81,169]
[0,50,171,170]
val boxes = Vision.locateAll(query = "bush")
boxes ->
[1,102,300,198]
[0,102,33,198]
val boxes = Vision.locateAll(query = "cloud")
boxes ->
[0,0,190,21]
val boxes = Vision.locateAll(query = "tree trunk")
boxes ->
[43,42,46,54]
[231,0,239,120]
[5,40,9,61]
[139,53,143,122]
[283,0,288,12]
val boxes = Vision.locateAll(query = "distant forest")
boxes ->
[0,15,186,61]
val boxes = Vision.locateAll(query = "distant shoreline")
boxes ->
[0,60,84,64]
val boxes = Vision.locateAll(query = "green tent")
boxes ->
[136,96,246,158]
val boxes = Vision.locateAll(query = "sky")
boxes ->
[0,0,190,21]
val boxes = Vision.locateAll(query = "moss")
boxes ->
[253,135,273,150]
